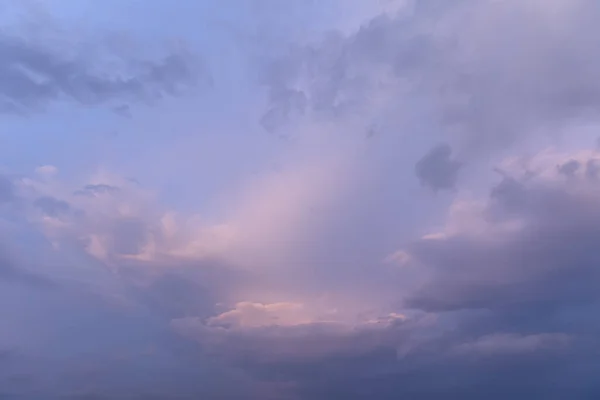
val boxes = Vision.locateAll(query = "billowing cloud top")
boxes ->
[3,0,600,399]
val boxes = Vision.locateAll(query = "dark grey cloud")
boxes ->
[260,0,600,153]
[33,196,70,217]
[0,16,207,115]
[586,159,600,180]
[558,159,581,178]
[112,104,132,119]
[74,184,120,197]
[135,272,216,320]
[415,143,462,191]
[406,173,600,315]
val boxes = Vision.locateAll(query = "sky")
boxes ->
[3,0,600,398]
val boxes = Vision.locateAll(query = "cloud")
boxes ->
[452,333,571,357]
[557,159,580,177]
[0,197,250,399]
[74,184,120,197]
[33,195,70,216]
[415,143,462,191]
[393,149,600,393]
[166,146,600,399]
[405,149,600,315]
[207,302,311,329]
[0,5,208,116]
[174,300,590,400]
[172,310,416,372]
[261,0,600,155]
[19,170,238,268]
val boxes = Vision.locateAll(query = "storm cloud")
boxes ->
[415,143,462,191]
